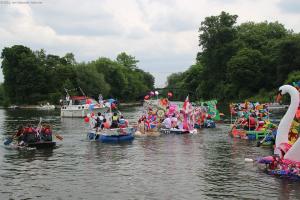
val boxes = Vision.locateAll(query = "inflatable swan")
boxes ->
[274,85,300,160]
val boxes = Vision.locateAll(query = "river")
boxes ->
[0,107,300,200]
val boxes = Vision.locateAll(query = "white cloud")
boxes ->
[0,0,299,87]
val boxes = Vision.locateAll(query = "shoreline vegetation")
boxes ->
[1,101,143,109]
[1,11,300,107]
[164,12,300,104]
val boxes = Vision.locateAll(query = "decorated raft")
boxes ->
[87,128,135,143]
[3,121,61,150]
[230,127,269,140]
[229,100,277,141]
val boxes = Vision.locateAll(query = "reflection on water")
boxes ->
[0,107,300,199]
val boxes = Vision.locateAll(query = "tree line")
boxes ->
[0,45,154,105]
[165,11,300,103]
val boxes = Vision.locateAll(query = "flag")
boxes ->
[183,96,190,114]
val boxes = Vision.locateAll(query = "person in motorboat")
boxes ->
[111,112,119,128]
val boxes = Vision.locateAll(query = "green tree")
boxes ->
[1,45,45,104]
[116,52,139,70]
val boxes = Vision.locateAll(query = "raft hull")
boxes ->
[27,141,56,149]
[87,130,135,143]
[160,128,189,134]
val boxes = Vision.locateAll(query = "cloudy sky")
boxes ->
[0,0,300,87]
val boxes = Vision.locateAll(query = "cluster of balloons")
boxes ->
[84,112,95,123]
[144,91,173,100]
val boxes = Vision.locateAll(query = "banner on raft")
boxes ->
[195,100,221,121]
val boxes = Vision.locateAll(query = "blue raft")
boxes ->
[87,128,135,143]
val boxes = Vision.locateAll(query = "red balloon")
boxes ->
[91,112,95,117]
[86,99,92,104]
[144,95,150,100]
[167,92,173,97]
[84,117,89,123]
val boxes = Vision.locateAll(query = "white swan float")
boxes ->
[256,85,300,179]
[274,85,300,158]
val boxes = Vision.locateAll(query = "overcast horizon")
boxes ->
[0,0,300,87]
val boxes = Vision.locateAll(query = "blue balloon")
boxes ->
[89,104,95,111]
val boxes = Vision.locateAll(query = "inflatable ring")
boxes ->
[157,109,165,118]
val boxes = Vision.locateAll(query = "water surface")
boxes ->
[0,107,300,200]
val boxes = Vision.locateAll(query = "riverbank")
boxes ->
[1,101,143,109]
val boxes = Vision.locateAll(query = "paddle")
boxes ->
[256,131,271,147]
[54,134,63,141]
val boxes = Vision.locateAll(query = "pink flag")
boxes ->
[183,96,190,114]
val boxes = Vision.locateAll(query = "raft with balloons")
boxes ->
[229,101,277,140]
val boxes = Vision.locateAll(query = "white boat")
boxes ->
[38,103,55,110]
[61,95,108,118]
[8,105,19,109]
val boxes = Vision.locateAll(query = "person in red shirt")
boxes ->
[243,115,257,130]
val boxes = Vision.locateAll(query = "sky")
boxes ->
[0,0,300,87]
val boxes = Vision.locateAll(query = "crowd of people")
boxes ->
[13,124,53,145]
[88,112,129,131]
[136,96,219,133]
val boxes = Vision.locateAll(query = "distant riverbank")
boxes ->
[1,101,143,109]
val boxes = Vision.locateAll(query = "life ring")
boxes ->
[157,109,165,118]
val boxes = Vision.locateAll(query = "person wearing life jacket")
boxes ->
[118,116,128,128]
[101,118,110,129]
[111,112,119,128]
[243,115,257,130]
[23,124,37,143]
[256,119,265,131]
[14,125,25,144]
[41,124,52,141]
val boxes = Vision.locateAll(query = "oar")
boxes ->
[256,131,271,147]
[54,134,63,141]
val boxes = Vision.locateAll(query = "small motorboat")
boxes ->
[87,128,135,143]
[38,103,55,110]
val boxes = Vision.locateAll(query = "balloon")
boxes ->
[150,91,154,96]
[296,109,300,119]
[89,104,95,111]
[111,103,117,109]
[86,99,92,104]
[144,95,150,100]
[84,117,89,123]
[155,91,159,96]
[167,92,173,97]
[91,112,95,117]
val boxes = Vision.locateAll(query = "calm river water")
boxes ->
[0,107,300,200]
